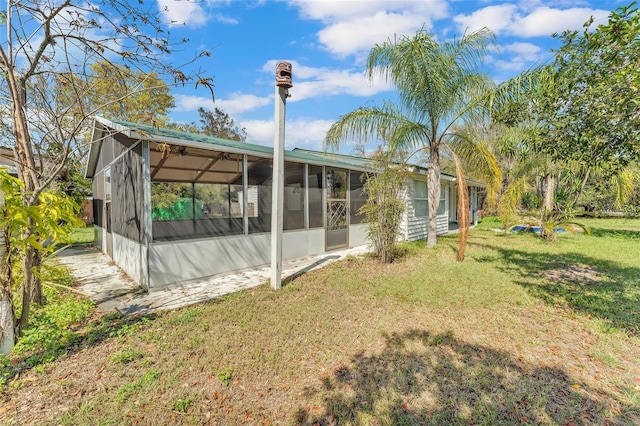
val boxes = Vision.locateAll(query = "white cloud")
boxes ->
[512,7,609,37]
[157,0,208,26]
[293,0,404,21]
[492,58,529,73]
[262,60,394,101]
[489,42,547,75]
[241,118,335,150]
[174,94,215,113]
[317,11,428,57]
[173,93,271,115]
[454,4,517,34]
[289,0,449,57]
[503,41,543,61]
[217,93,272,115]
[211,13,239,25]
[455,5,610,38]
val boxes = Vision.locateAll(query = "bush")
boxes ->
[360,151,408,263]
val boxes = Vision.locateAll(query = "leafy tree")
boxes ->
[198,107,247,141]
[0,1,213,352]
[326,28,495,248]
[543,3,640,168]
[86,61,175,125]
[492,4,640,234]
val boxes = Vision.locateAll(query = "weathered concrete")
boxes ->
[58,244,370,317]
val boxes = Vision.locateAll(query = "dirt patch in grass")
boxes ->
[544,264,603,285]
[1,219,640,425]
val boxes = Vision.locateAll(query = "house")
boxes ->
[85,117,484,290]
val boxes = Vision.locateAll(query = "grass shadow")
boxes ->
[472,242,640,337]
[296,329,637,425]
[589,227,640,240]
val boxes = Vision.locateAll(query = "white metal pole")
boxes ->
[270,62,292,290]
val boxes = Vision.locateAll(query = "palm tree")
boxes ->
[325,28,495,247]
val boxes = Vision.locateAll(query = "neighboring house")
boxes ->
[0,147,19,176]
[85,117,484,290]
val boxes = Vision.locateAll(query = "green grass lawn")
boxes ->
[69,226,95,245]
[1,218,639,425]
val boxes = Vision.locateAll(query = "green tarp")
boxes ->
[152,198,203,221]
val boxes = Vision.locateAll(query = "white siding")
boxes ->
[402,178,450,242]
[404,179,428,241]
[112,234,145,284]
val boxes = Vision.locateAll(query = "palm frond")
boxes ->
[453,153,470,261]
[611,168,635,209]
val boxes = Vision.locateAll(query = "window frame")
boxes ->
[414,179,428,218]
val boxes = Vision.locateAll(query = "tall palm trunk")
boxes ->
[540,173,556,240]
[427,142,441,248]
[541,173,555,214]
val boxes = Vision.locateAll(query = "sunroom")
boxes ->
[86,117,369,289]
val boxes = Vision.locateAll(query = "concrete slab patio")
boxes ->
[57,244,370,316]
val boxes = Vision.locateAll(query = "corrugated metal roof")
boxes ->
[86,117,371,178]
[86,117,486,188]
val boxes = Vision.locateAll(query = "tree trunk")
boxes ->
[19,244,35,334]
[427,142,441,248]
[540,173,556,240]
[541,173,555,214]
[8,74,41,337]
[29,249,44,305]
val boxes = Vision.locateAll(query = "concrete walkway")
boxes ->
[57,244,370,316]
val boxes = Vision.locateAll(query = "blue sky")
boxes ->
[158,0,620,153]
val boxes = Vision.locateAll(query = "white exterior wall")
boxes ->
[402,178,449,242]
[94,225,104,252]
[404,179,429,241]
[148,228,337,288]
[349,223,369,247]
[112,234,145,284]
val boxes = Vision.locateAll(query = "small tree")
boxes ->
[0,170,82,354]
[198,107,247,141]
[360,150,407,263]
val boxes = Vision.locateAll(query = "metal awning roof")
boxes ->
[86,117,372,179]
[85,117,486,188]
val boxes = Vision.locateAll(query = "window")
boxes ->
[195,183,242,219]
[414,180,428,217]
[350,171,367,224]
[437,184,447,215]
[284,162,305,230]
[247,156,272,234]
[151,182,195,220]
[149,148,248,241]
[308,165,323,228]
